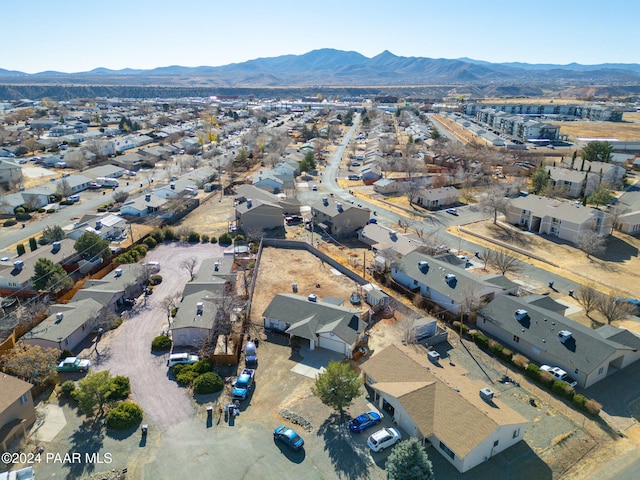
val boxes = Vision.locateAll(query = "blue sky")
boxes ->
[2,0,637,73]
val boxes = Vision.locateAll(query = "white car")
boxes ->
[167,353,200,367]
[540,365,578,387]
[367,427,401,452]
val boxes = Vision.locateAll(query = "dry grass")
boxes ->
[551,116,640,142]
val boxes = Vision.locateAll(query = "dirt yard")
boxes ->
[552,112,640,142]
[249,247,369,325]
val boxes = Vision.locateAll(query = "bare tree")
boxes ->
[574,284,600,317]
[486,248,523,276]
[400,317,418,345]
[180,257,198,280]
[112,190,129,203]
[575,228,607,259]
[596,293,636,324]
[160,295,179,325]
[397,218,415,233]
[56,178,73,198]
[480,185,509,224]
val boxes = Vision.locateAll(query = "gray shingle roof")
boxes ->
[27,299,103,342]
[263,293,365,345]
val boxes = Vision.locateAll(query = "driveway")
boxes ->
[84,242,225,430]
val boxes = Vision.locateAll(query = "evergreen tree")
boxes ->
[386,439,435,480]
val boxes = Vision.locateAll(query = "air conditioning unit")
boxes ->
[514,309,528,320]
[13,260,24,270]
[479,387,494,402]
[418,261,429,271]
[558,330,573,343]
[114,268,123,277]
[246,199,252,208]
[56,312,64,322]
[444,273,456,282]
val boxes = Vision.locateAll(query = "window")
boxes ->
[513,428,520,438]
[513,335,520,343]
[493,439,499,447]
[574,369,579,375]
[20,393,28,405]
[413,280,418,286]
[598,366,605,375]
[439,441,455,460]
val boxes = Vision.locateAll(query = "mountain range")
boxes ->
[2,49,640,87]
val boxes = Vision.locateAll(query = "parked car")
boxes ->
[540,365,578,387]
[57,357,91,372]
[167,353,199,367]
[367,427,401,452]
[245,341,257,366]
[348,411,382,433]
[312,184,318,191]
[445,208,458,215]
[273,426,304,450]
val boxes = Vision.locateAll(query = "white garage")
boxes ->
[318,332,349,356]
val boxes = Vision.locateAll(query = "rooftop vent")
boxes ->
[114,268,122,277]
[214,261,220,272]
[418,260,429,272]
[558,330,573,343]
[308,293,317,302]
[56,312,64,322]
[196,302,203,315]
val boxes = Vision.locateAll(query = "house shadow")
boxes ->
[316,414,369,480]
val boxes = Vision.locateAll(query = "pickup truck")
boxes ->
[232,368,255,400]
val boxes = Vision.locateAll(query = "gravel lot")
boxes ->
[84,242,226,430]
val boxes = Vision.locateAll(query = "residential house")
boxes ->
[138,145,171,163]
[120,193,167,217]
[84,164,127,180]
[415,186,460,210]
[0,159,22,186]
[71,263,145,311]
[505,196,613,243]
[252,172,284,193]
[23,298,104,351]
[115,152,146,171]
[616,211,640,235]
[558,159,625,187]
[360,346,528,473]
[0,374,36,452]
[154,178,198,199]
[262,293,366,357]
[235,198,284,231]
[391,251,518,315]
[312,197,370,239]
[181,256,234,297]
[20,187,54,210]
[358,223,424,256]
[170,290,220,347]
[52,174,93,195]
[360,165,382,185]
[0,239,77,291]
[477,295,640,388]
[0,193,26,215]
[235,185,300,214]
[67,214,127,241]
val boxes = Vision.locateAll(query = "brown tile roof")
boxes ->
[0,374,32,411]
[360,345,527,458]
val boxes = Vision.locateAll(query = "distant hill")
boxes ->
[1,49,639,100]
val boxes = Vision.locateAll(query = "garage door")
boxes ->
[319,335,346,355]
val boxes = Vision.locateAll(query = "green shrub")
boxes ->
[37,208,46,213]
[187,232,200,243]
[60,380,76,399]
[110,376,131,400]
[3,219,18,227]
[106,401,143,430]
[470,331,489,350]
[210,236,217,244]
[452,321,469,336]
[551,380,574,398]
[539,371,556,388]
[572,393,587,411]
[143,236,157,249]
[233,235,245,244]
[191,359,213,375]
[134,244,148,256]
[46,209,56,214]
[17,244,26,256]
[59,200,74,206]
[150,229,165,243]
[29,237,38,251]
[148,274,162,286]
[162,227,176,241]
[151,335,172,352]
[584,399,601,415]
[201,234,209,243]
[219,232,232,245]
[193,372,223,394]
[175,369,200,387]
[97,207,107,213]
[59,349,74,360]
[171,364,189,376]
[170,307,178,317]
[525,363,541,381]
[109,317,123,330]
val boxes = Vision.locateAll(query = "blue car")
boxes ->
[348,411,382,433]
[274,426,304,450]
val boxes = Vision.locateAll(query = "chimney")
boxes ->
[52,241,61,252]
[196,302,203,315]
[95,220,102,229]
[114,268,122,277]
[322,197,329,206]
[246,199,252,208]
[13,260,24,270]
[145,194,151,201]
[336,202,343,212]
[56,312,64,322]
[170,183,176,190]
[214,261,220,272]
